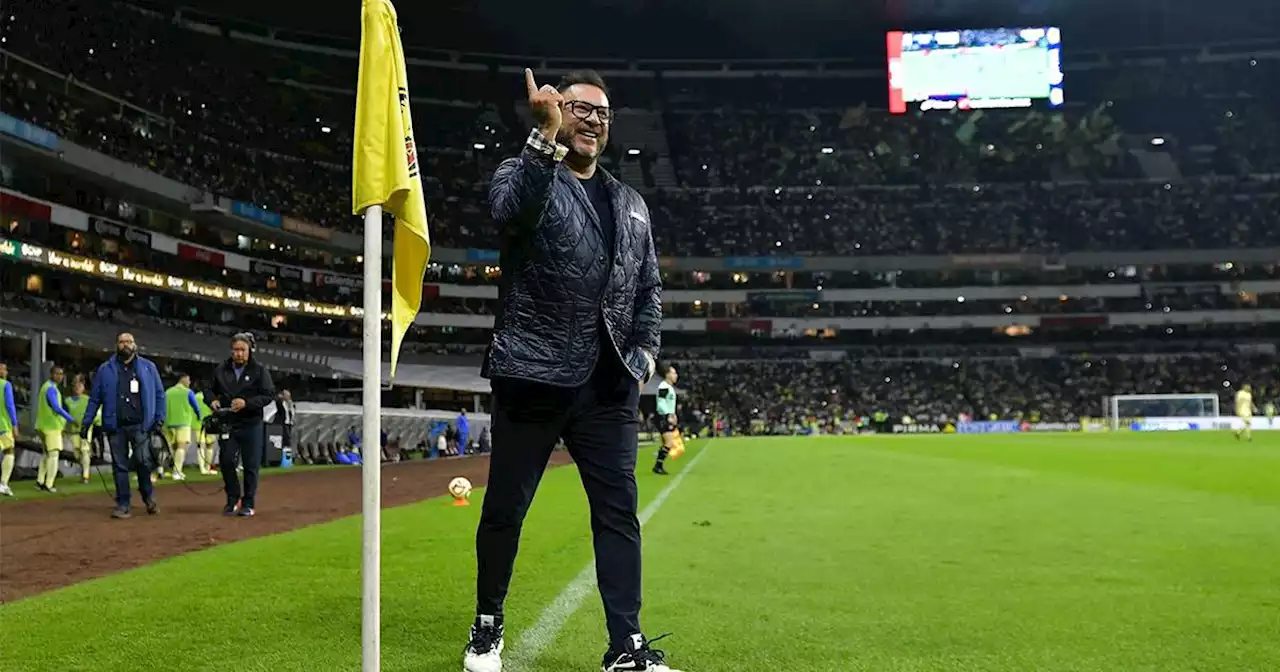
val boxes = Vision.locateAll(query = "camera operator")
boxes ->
[208,333,275,517]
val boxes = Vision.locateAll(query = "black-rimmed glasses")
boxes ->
[563,100,613,124]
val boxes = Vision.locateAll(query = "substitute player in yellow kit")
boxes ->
[194,389,216,474]
[1235,383,1257,442]
[36,365,77,492]
[65,375,101,484]
[652,365,685,475]
[164,373,205,480]
[0,362,19,497]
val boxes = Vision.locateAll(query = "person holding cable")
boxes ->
[82,332,166,519]
[208,332,275,517]
[462,69,675,672]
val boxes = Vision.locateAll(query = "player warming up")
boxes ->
[36,365,77,493]
[194,389,217,474]
[0,362,18,497]
[1235,384,1256,441]
[65,375,98,484]
[652,364,684,475]
[164,373,204,480]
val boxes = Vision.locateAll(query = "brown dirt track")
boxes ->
[0,454,573,603]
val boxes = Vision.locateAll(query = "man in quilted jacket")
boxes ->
[464,68,680,672]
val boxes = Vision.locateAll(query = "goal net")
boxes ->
[1106,394,1221,431]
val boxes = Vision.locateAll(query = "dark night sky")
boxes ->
[158,0,1275,59]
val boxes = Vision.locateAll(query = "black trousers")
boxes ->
[476,359,642,647]
[220,420,265,509]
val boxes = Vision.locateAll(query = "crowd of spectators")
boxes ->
[10,210,1278,323]
[647,179,1280,256]
[4,2,1280,260]
[1,288,484,361]
[6,3,1280,437]
[674,353,1280,435]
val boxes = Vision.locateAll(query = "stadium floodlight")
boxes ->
[1106,393,1221,431]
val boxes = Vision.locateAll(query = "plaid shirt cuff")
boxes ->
[526,128,568,162]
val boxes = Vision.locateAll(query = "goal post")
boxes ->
[1106,393,1221,431]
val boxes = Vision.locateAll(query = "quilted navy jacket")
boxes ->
[481,130,662,387]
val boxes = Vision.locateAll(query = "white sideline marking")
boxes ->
[505,442,713,671]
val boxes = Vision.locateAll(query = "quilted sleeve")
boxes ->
[489,128,565,226]
[632,200,662,358]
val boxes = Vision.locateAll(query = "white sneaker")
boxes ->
[0,484,13,497]
[602,633,682,672]
[463,615,504,672]
[172,472,186,481]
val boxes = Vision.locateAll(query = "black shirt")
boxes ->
[116,358,143,427]
[579,172,615,262]
[579,172,625,375]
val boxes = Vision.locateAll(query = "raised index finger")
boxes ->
[524,68,538,96]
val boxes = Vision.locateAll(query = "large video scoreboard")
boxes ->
[887,27,1064,113]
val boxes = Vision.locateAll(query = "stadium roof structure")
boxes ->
[160,0,1278,59]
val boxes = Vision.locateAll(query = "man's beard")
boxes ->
[557,126,605,159]
[117,347,135,360]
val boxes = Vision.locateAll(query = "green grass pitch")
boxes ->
[3,432,1280,671]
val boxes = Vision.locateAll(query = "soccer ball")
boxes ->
[448,477,473,500]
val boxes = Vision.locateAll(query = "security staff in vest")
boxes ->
[82,333,166,518]
[464,70,669,672]
[208,332,275,517]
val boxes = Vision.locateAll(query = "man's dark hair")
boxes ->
[176,371,189,381]
[231,331,256,351]
[556,69,609,98]
[661,363,675,377]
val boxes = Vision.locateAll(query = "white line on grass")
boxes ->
[505,441,713,671]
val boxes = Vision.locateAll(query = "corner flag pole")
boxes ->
[361,204,383,671]
[353,0,430,661]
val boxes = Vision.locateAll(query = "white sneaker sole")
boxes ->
[462,638,504,672]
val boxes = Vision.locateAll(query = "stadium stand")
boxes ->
[2,0,1280,442]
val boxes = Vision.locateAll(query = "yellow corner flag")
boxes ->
[352,0,431,377]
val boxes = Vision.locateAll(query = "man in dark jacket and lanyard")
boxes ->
[208,333,275,517]
[462,69,674,672]
[82,332,166,519]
